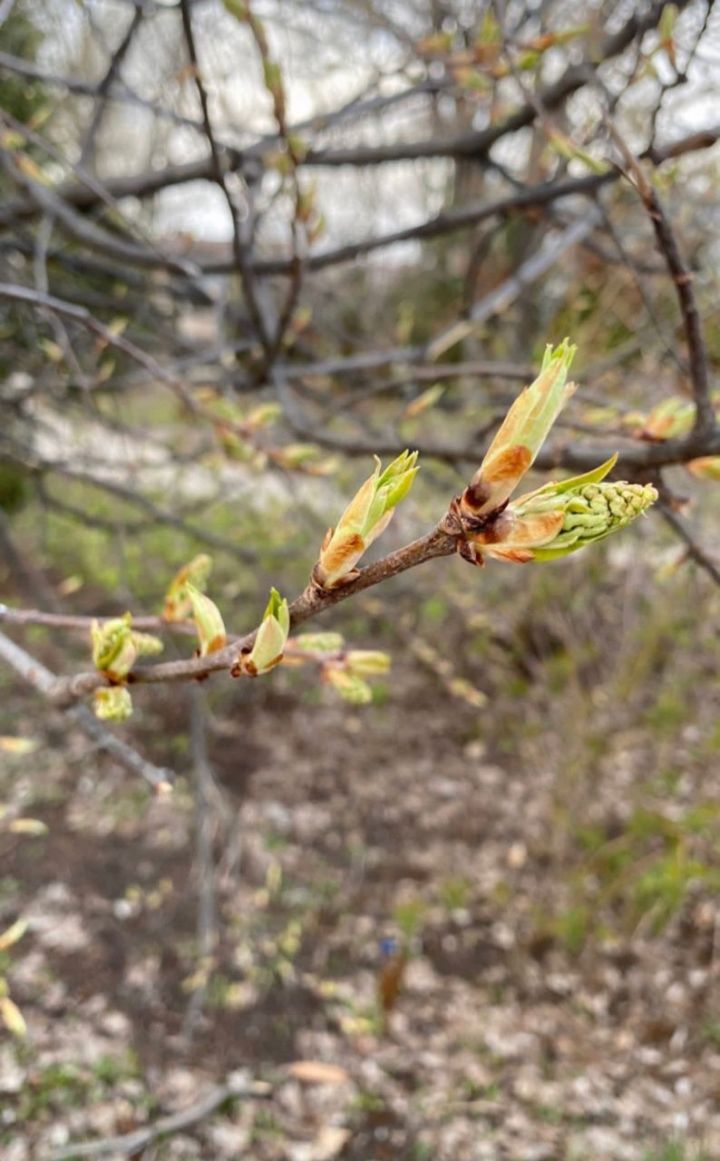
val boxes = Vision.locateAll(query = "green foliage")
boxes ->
[0,463,29,514]
[392,899,426,940]
[0,4,45,127]
[550,904,592,957]
[553,800,720,947]
[643,1144,711,1161]
[17,1052,140,1122]
[437,876,471,913]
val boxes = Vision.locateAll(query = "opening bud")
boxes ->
[93,686,133,722]
[163,555,213,621]
[91,614,136,679]
[316,451,419,589]
[185,583,227,656]
[462,339,576,519]
[238,587,289,676]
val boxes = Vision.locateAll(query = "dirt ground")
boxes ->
[1,598,720,1161]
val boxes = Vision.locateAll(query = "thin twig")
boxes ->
[0,606,196,634]
[658,502,720,588]
[182,686,219,1041]
[180,0,273,350]
[0,631,174,790]
[606,121,715,437]
[46,1074,272,1161]
[41,523,459,707]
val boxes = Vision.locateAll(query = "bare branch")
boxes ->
[0,630,174,790]
[47,1074,272,1161]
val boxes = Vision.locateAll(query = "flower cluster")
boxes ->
[464,456,657,564]
[456,344,658,565]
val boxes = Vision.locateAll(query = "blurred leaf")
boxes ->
[403,384,445,420]
[8,818,48,836]
[0,996,27,1038]
[0,736,38,755]
[287,1061,349,1085]
[0,919,27,951]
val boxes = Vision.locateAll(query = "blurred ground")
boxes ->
[2,550,720,1161]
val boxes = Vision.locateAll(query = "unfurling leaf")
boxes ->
[237,588,289,676]
[294,632,345,653]
[245,402,282,430]
[324,667,373,705]
[91,614,135,678]
[93,686,133,722]
[186,584,227,656]
[8,819,48,837]
[0,736,38,755]
[687,456,720,481]
[462,340,576,519]
[0,996,27,1038]
[91,614,162,679]
[0,919,27,952]
[403,384,445,420]
[132,632,164,658]
[346,650,391,676]
[163,554,213,621]
[316,451,419,589]
[638,397,695,441]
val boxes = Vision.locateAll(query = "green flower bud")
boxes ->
[93,686,133,722]
[532,479,658,561]
[317,451,419,589]
[186,583,227,656]
[462,339,576,518]
[238,588,289,676]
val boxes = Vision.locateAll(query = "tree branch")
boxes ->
[0,630,173,790]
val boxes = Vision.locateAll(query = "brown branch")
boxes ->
[42,523,460,708]
[606,121,715,437]
[179,0,273,350]
[640,184,714,437]
[0,6,700,239]
[1,123,715,281]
